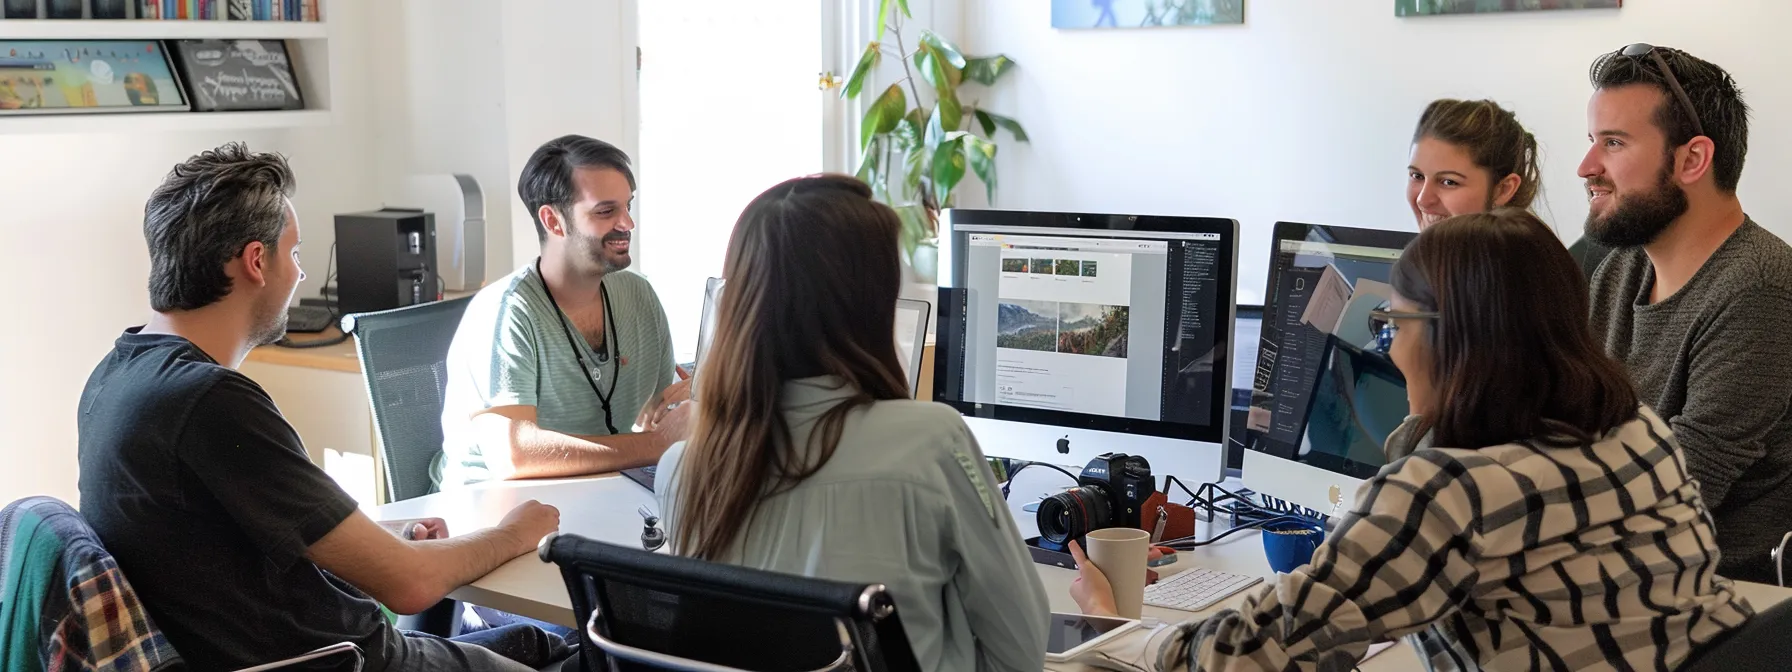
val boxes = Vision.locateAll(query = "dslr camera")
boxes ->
[1036,453,1156,548]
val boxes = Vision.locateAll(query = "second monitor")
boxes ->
[1244,221,1416,515]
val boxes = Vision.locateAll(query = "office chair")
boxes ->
[539,533,921,672]
[340,295,474,504]
[1677,597,1792,672]
[0,496,364,671]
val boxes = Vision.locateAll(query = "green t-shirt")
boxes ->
[436,263,676,488]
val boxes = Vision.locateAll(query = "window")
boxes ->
[637,0,838,361]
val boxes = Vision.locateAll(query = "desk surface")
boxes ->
[373,475,1792,670]
[246,327,361,373]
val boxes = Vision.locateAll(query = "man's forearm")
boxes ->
[411,526,534,603]
[508,426,666,479]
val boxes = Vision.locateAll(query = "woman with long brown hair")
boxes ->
[654,174,1049,671]
[1072,209,1751,670]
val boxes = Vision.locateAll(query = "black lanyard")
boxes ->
[536,260,622,434]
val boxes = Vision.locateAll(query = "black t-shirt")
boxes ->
[77,330,391,671]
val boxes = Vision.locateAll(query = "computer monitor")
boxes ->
[1225,304,1263,473]
[895,298,931,395]
[1243,222,1415,514]
[933,209,1239,482]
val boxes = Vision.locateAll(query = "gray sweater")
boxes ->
[1590,218,1792,583]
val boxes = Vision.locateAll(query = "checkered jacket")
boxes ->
[1158,406,1755,671]
[0,497,181,671]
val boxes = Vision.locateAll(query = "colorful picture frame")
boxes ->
[0,40,189,115]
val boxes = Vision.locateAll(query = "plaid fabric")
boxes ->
[1,497,180,672]
[47,560,180,671]
[1158,407,1756,671]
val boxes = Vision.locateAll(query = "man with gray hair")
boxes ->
[77,142,567,671]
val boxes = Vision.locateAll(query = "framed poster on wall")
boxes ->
[0,40,189,115]
[169,39,303,112]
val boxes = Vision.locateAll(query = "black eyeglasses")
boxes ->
[1617,43,1706,139]
[1368,308,1439,339]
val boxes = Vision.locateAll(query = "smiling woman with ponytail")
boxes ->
[654,174,1050,672]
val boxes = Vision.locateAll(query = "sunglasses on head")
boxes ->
[1616,43,1706,139]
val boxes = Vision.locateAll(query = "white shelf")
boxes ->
[0,109,331,135]
[0,19,326,41]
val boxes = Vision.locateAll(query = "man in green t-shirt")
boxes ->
[438,135,693,490]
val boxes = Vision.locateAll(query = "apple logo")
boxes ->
[1055,435,1070,454]
[1328,484,1343,507]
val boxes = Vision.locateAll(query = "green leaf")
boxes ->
[974,109,997,137]
[895,110,923,152]
[894,203,928,259]
[842,42,881,100]
[932,136,968,207]
[982,110,1029,142]
[856,135,881,182]
[912,42,946,91]
[894,0,911,20]
[860,84,906,149]
[875,0,891,42]
[925,103,946,147]
[920,32,968,69]
[966,135,997,204]
[903,141,926,196]
[963,56,1014,86]
[937,93,962,135]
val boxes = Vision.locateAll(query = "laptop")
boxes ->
[621,288,934,493]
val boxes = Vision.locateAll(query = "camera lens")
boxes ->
[1037,485,1113,546]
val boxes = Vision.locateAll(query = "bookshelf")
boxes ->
[0,0,336,134]
[0,18,325,40]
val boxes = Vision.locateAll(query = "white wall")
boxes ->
[964,0,1792,303]
[0,1,381,505]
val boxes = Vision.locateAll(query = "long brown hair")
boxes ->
[1413,99,1541,210]
[1390,208,1638,449]
[673,174,911,560]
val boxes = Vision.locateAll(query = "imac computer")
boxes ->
[932,209,1239,482]
[1243,222,1415,514]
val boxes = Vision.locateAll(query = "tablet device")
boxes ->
[1043,611,1140,662]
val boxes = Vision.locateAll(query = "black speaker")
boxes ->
[334,208,438,315]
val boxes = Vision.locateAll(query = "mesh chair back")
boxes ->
[541,534,920,672]
[341,296,473,503]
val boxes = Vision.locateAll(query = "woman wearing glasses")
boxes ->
[1072,209,1751,670]
[1406,99,1612,280]
[655,175,1050,671]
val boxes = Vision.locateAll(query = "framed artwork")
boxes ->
[0,40,189,115]
[1396,0,1620,16]
[1052,0,1244,29]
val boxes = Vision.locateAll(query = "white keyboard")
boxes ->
[1142,566,1264,612]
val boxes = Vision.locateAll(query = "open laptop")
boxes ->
[622,286,934,493]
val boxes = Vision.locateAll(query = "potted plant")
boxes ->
[840,0,1029,283]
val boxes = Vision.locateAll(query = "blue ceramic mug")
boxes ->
[1261,518,1326,573]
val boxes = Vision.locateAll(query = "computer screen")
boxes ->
[934,210,1237,447]
[1245,222,1415,482]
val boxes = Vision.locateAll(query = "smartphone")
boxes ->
[1043,611,1140,662]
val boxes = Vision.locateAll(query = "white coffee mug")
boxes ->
[1085,527,1149,618]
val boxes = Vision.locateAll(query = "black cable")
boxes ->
[998,460,1081,499]
[1158,513,1315,550]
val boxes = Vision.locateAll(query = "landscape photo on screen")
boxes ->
[996,299,1060,353]
[1058,303,1129,358]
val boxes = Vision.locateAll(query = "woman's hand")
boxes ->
[1068,540,1120,617]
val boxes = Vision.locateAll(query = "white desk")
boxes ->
[375,474,1792,671]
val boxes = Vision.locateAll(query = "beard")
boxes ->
[574,228,632,274]
[249,298,289,347]
[1584,162,1689,248]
